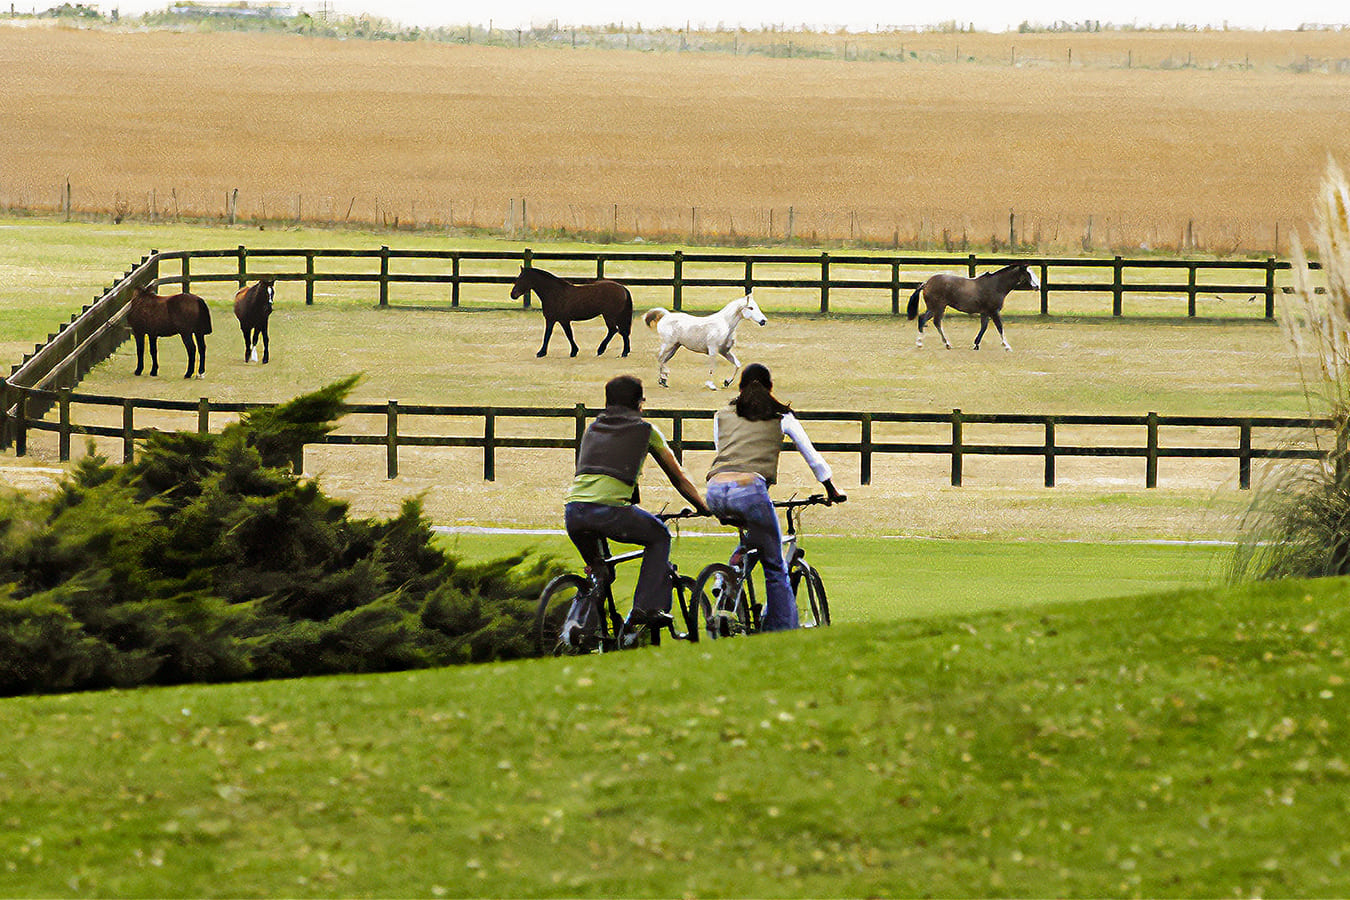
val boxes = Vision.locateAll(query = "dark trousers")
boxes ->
[564,502,672,617]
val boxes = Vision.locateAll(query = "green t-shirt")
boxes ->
[565,425,670,506]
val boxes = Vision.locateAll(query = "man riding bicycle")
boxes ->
[565,375,711,634]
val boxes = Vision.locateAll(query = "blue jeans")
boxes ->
[564,502,672,618]
[705,479,797,631]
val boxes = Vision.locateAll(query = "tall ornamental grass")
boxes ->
[1234,160,1350,580]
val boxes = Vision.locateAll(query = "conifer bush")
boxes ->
[0,377,557,695]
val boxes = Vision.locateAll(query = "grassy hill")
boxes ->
[1,574,1346,897]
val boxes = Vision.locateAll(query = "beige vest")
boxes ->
[707,407,784,485]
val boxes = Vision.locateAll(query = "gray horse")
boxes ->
[906,263,1039,351]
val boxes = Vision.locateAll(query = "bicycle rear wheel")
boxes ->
[694,563,751,639]
[535,574,595,655]
[791,563,830,628]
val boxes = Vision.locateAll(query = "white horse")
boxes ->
[643,292,767,389]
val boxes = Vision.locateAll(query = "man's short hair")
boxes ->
[605,375,644,410]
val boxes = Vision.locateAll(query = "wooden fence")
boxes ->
[147,246,1303,319]
[1,384,1331,490]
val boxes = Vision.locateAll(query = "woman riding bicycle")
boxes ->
[704,363,845,632]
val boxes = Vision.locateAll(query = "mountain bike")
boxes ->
[534,509,704,655]
[693,494,836,639]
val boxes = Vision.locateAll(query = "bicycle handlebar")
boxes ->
[772,494,845,509]
[656,507,708,522]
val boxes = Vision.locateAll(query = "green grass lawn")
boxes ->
[2,574,1346,898]
[437,531,1227,622]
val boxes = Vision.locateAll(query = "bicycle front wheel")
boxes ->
[535,574,594,656]
[792,563,831,628]
[694,563,750,639]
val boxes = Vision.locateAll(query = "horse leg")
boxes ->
[560,321,579,357]
[180,333,195,378]
[148,336,160,376]
[992,312,1011,351]
[704,349,720,390]
[931,313,953,350]
[719,348,742,388]
[197,333,207,376]
[260,325,270,363]
[596,324,615,356]
[619,322,631,357]
[915,310,930,348]
[134,333,146,375]
[974,315,990,350]
[537,318,556,357]
[656,343,678,387]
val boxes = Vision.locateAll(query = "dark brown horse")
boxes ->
[128,286,212,378]
[233,276,275,364]
[906,263,1040,351]
[510,267,634,358]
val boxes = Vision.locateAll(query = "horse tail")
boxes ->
[906,285,923,320]
[197,296,213,334]
[644,308,667,330]
[622,287,634,333]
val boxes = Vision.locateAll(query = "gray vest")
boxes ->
[575,406,652,487]
[707,407,784,485]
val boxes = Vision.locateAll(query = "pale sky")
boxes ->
[106,0,1349,32]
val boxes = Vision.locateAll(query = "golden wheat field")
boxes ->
[1,22,1348,252]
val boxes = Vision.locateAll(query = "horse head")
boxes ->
[1016,264,1041,291]
[259,276,275,312]
[509,267,529,300]
[740,292,767,326]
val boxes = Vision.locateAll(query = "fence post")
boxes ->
[0,377,9,450]
[1112,256,1124,316]
[967,254,977,277]
[386,400,398,478]
[484,408,496,481]
[122,398,134,464]
[1039,263,1049,315]
[182,255,191,295]
[744,258,754,295]
[670,411,683,463]
[1187,264,1198,317]
[379,245,390,307]
[13,389,26,457]
[596,257,605,280]
[305,253,315,305]
[890,261,901,315]
[1264,257,1277,320]
[673,250,684,311]
[1146,412,1159,488]
[574,403,586,456]
[1239,419,1252,489]
[451,253,461,307]
[237,245,247,290]
[519,249,533,309]
[860,413,872,485]
[58,388,71,462]
[1044,418,1056,487]
[950,408,963,486]
[198,397,210,434]
[820,252,830,314]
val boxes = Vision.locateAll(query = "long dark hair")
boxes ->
[733,363,791,422]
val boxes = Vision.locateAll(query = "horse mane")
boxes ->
[526,267,570,291]
[980,264,1024,279]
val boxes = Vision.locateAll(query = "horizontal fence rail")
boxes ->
[145,246,1314,319]
[1,382,1333,491]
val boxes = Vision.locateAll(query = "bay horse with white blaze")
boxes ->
[907,263,1039,351]
[128,286,212,378]
[644,292,766,389]
[234,276,275,364]
[510,267,634,358]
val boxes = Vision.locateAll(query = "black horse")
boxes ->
[906,263,1040,351]
[510,267,634,358]
[128,286,212,378]
[233,276,275,364]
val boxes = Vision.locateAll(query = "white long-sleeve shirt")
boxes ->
[712,412,833,484]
